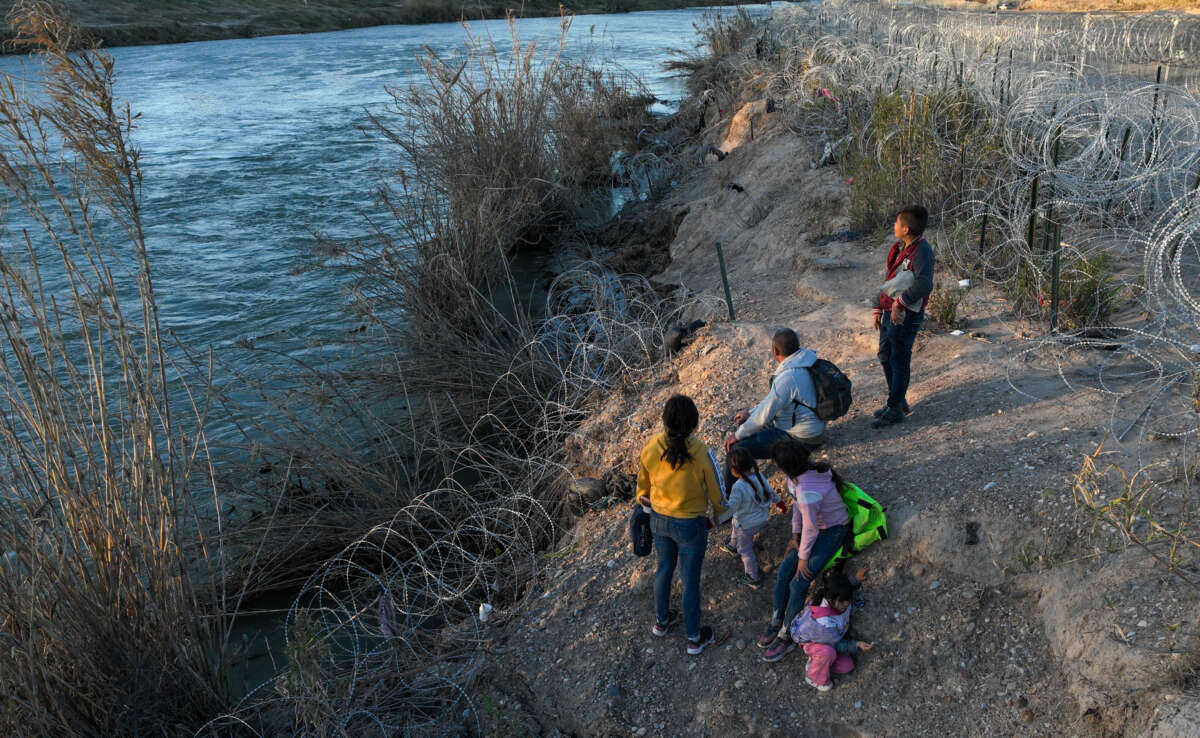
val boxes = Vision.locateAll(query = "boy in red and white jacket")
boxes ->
[872,205,934,429]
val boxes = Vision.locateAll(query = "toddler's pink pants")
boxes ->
[804,642,854,686]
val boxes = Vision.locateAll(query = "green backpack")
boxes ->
[821,481,887,573]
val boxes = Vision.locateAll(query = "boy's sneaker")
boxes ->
[761,636,795,662]
[686,626,715,655]
[740,573,762,589]
[805,675,833,692]
[652,610,679,637]
[871,406,906,429]
[873,401,910,418]
[756,622,781,649]
[719,542,739,557]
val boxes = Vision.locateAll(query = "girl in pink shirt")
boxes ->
[759,441,851,663]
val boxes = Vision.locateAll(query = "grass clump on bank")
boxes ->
[0,3,237,734]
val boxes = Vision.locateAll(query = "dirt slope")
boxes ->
[475,102,1200,737]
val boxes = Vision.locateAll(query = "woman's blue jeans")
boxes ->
[772,523,850,628]
[650,512,708,641]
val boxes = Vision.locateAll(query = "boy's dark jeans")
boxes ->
[877,311,924,411]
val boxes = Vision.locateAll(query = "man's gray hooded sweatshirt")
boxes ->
[735,349,825,442]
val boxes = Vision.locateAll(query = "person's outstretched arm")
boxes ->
[736,382,785,440]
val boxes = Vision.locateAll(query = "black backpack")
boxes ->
[629,504,653,556]
[792,359,853,422]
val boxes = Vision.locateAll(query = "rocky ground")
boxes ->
[473,95,1200,737]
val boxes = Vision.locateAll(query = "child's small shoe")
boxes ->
[719,542,739,557]
[756,622,781,649]
[805,675,833,692]
[740,573,761,589]
[761,636,795,663]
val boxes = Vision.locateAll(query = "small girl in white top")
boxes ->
[722,447,780,587]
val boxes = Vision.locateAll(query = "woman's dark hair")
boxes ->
[769,440,843,489]
[728,447,770,503]
[812,570,855,607]
[661,394,699,470]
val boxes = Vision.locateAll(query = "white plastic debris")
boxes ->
[479,602,493,623]
[958,278,971,288]
[950,329,964,336]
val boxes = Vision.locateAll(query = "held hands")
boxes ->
[873,312,882,330]
[724,434,737,452]
[857,641,875,651]
[732,410,750,426]
[890,301,906,325]
[798,558,813,579]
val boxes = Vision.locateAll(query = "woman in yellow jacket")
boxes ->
[637,394,727,655]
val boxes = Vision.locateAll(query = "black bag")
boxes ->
[630,504,653,556]
[797,358,853,422]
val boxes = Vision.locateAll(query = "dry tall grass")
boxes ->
[0,2,234,734]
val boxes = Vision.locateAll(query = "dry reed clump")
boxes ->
[665,8,767,115]
[0,2,236,734]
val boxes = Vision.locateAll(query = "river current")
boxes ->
[0,6,757,444]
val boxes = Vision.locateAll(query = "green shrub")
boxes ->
[841,87,1005,231]
[927,281,968,329]
[1010,250,1121,330]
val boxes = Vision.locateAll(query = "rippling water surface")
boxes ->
[0,7,757,442]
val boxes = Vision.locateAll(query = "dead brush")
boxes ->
[665,8,766,117]
[926,278,968,330]
[1072,444,1200,590]
[0,2,236,734]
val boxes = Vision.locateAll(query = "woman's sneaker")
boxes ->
[652,610,679,637]
[805,675,833,692]
[686,626,715,655]
[761,636,795,662]
[756,622,781,649]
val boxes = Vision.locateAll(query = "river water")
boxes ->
[0,6,759,444]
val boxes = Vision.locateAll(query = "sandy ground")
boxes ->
[474,99,1200,737]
